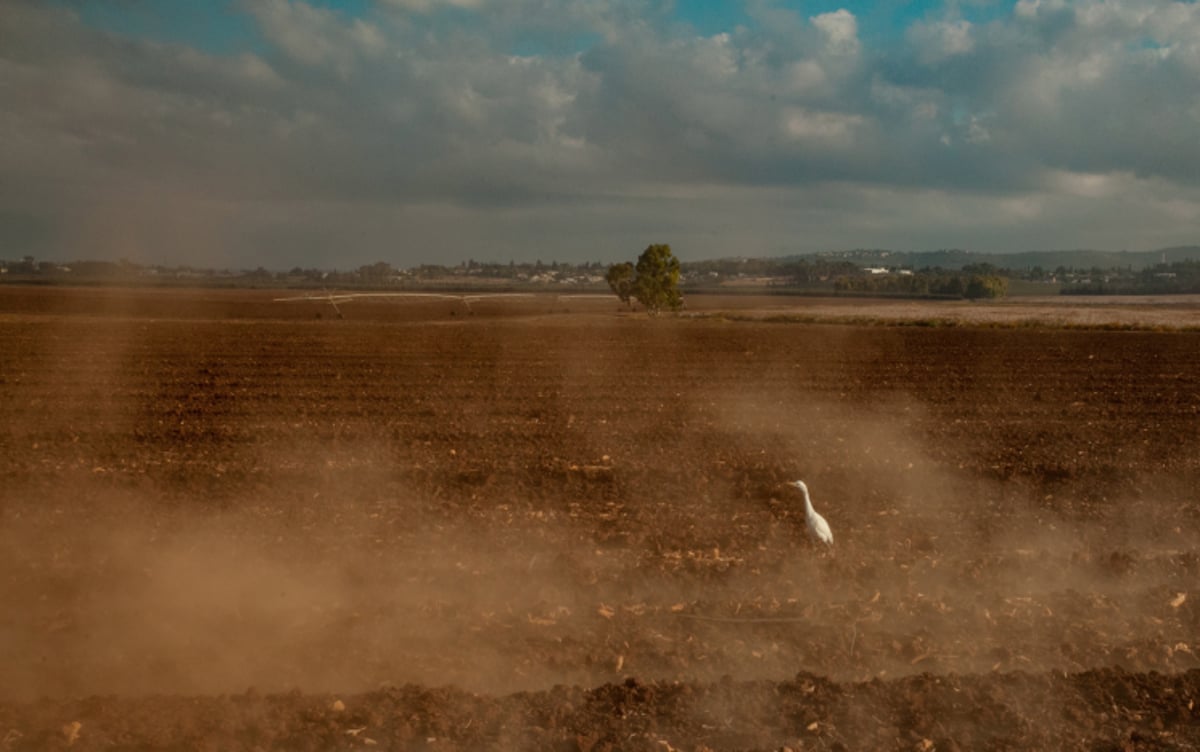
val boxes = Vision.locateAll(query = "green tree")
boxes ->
[633,244,683,314]
[936,275,965,297]
[605,261,635,307]
[964,274,1008,300]
[359,261,395,280]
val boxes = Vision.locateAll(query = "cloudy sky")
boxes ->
[2,0,1198,269]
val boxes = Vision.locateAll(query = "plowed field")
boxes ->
[2,286,1199,750]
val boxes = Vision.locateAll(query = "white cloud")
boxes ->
[907,19,974,64]
[245,0,385,75]
[1145,1,1200,42]
[781,108,863,147]
[783,60,827,95]
[1,0,1198,267]
[172,49,285,89]
[350,18,388,56]
[1076,0,1154,32]
[810,9,860,56]
[380,0,484,12]
[1013,49,1111,117]
[1046,169,1125,198]
[870,76,941,121]
[691,33,740,81]
[966,116,991,144]
[1014,0,1068,20]
[235,53,286,87]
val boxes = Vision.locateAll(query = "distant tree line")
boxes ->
[9,251,1200,299]
[1,256,615,290]
[833,267,1009,300]
[1060,261,1200,295]
[684,257,862,283]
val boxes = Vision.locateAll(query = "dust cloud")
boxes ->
[2,295,1198,711]
[1,484,616,700]
[669,383,1199,684]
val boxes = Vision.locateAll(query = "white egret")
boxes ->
[791,480,833,546]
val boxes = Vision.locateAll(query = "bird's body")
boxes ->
[791,480,833,546]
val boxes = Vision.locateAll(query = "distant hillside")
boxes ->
[803,246,1200,271]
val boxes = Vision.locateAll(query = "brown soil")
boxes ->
[2,286,1199,750]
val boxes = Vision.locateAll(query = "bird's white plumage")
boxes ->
[792,480,833,546]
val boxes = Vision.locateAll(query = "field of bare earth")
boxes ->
[1,285,1199,751]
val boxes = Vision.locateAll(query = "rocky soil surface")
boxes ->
[2,286,1199,750]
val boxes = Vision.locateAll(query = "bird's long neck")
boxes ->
[801,488,815,517]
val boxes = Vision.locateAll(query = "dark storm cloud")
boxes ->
[0,0,1197,266]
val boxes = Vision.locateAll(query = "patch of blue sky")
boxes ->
[802,0,976,38]
[64,0,381,56]
[64,0,264,55]
[315,0,373,16]
[673,1,1012,41]
[1131,35,1170,51]
[63,0,1014,60]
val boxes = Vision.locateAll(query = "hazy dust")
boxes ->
[1,290,1198,748]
